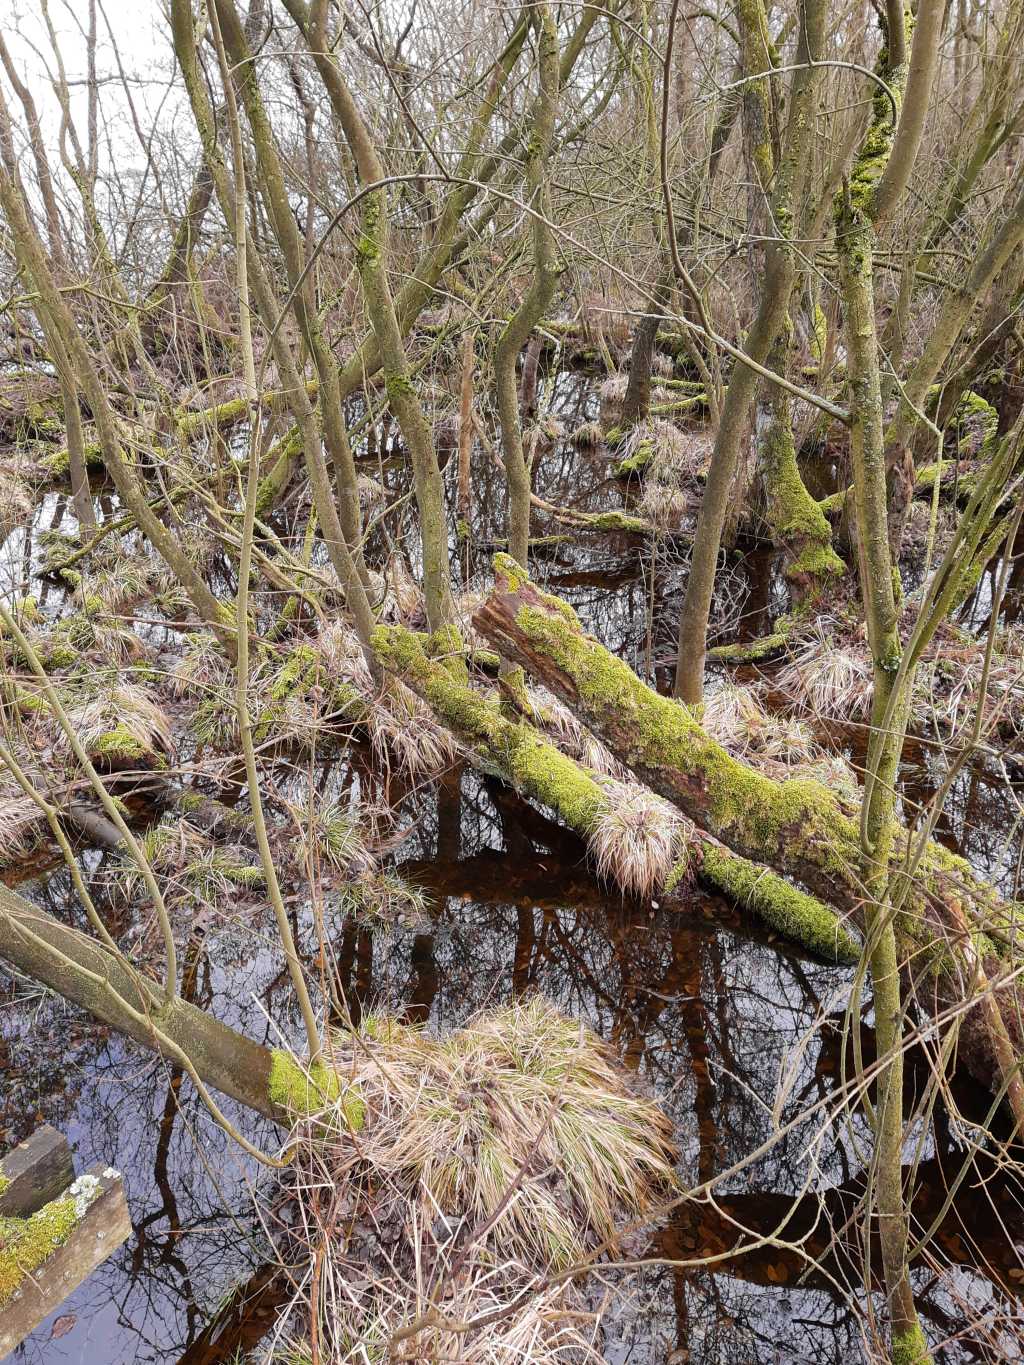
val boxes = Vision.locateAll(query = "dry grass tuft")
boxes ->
[776,637,874,721]
[61,681,175,764]
[588,779,686,898]
[316,623,458,779]
[276,997,676,1361]
[617,419,691,480]
[568,420,605,449]
[638,479,688,530]
[321,996,677,1266]
[703,682,859,793]
[529,687,626,779]
[598,374,628,423]
[0,796,45,865]
[116,817,262,908]
[0,477,34,539]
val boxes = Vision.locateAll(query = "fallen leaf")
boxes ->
[51,1315,76,1340]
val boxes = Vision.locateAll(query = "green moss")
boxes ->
[700,844,859,963]
[267,1050,365,1131]
[707,629,791,663]
[0,1195,79,1306]
[508,592,862,893]
[0,1174,10,1198]
[41,440,104,477]
[587,511,651,533]
[762,413,844,585]
[91,725,149,762]
[384,372,415,402]
[890,1322,931,1365]
[614,440,653,477]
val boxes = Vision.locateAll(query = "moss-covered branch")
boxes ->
[370,623,857,961]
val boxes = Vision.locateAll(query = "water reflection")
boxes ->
[2,374,1024,1362]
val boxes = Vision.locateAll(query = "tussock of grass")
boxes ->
[116,817,262,908]
[528,687,625,778]
[0,477,34,539]
[278,998,676,1359]
[0,796,45,864]
[317,623,457,779]
[704,682,859,796]
[598,374,628,424]
[776,637,874,721]
[323,997,677,1265]
[588,778,686,898]
[61,681,174,765]
[568,420,604,449]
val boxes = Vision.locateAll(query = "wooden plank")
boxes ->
[0,1127,74,1219]
[0,1164,131,1357]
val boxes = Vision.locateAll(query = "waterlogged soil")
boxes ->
[2,371,1024,1363]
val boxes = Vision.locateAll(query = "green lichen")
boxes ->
[0,1195,79,1307]
[267,1050,365,1131]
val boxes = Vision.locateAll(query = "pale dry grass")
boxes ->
[0,795,45,864]
[273,998,676,1361]
[323,997,677,1266]
[61,681,175,763]
[703,682,859,795]
[568,420,604,449]
[529,687,626,779]
[776,636,874,721]
[0,477,34,539]
[316,622,458,779]
[588,778,686,898]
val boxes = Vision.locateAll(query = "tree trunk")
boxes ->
[471,556,1024,1113]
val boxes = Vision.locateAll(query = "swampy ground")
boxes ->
[2,367,1024,1363]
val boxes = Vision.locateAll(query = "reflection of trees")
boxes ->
[3,760,1023,1362]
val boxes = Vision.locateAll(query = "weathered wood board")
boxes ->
[0,1126,75,1219]
[0,1163,131,1358]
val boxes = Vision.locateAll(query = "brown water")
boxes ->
[2,370,1024,1363]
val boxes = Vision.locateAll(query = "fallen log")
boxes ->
[469,554,1024,1104]
[370,626,859,962]
[0,888,279,1120]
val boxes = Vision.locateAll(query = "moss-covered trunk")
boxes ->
[471,556,1024,1109]
[371,623,857,962]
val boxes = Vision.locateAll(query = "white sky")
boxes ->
[3,1,180,160]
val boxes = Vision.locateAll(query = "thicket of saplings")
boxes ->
[1,0,1024,1359]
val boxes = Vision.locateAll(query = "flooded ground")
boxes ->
[2,367,1024,1362]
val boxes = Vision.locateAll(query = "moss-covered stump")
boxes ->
[371,624,858,962]
[470,555,1024,1104]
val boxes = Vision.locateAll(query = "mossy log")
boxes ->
[0,887,283,1120]
[371,625,859,962]
[470,555,1024,1103]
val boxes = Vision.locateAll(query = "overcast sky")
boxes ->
[3,1,180,162]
